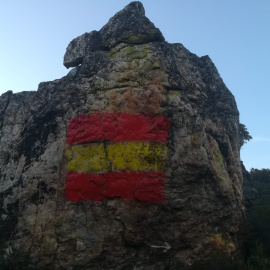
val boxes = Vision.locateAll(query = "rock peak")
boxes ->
[63,1,164,68]
[118,1,145,16]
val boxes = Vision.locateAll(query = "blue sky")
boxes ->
[0,0,269,170]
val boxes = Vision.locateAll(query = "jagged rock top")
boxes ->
[63,1,164,68]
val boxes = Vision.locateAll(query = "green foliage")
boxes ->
[245,168,270,269]
[250,168,270,184]
[250,168,270,210]
[239,123,252,148]
[248,255,270,270]
[192,168,270,269]
[190,252,270,270]
[191,253,248,270]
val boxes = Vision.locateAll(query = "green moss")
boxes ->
[190,134,199,145]
[105,39,110,47]
[152,61,160,69]
[141,44,150,56]
[211,143,232,189]
[159,69,165,79]
[108,43,165,87]
[121,34,151,44]
[116,30,160,45]
[120,45,137,56]
[94,80,108,91]
[214,234,226,246]
[109,43,150,60]
[228,242,235,250]
[119,72,147,87]
[109,45,135,58]
[206,234,235,254]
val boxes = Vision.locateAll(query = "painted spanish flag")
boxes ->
[65,112,170,203]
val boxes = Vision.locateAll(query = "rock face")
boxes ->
[63,1,164,68]
[0,2,245,269]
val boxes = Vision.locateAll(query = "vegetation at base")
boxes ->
[191,168,270,269]
[246,168,270,269]
[191,253,248,270]
[190,250,270,269]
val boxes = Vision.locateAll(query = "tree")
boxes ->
[239,123,252,148]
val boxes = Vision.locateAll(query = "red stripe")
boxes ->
[67,112,171,145]
[65,171,165,203]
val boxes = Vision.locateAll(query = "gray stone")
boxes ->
[64,31,105,68]
[63,1,164,68]
[0,1,248,269]
[99,1,164,48]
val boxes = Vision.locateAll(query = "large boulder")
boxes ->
[0,2,245,269]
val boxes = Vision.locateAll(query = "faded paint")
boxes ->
[67,144,109,173]
[67,142,167,172]
[67,112,171,145]
[107,142,167,171]
[66,171,165,203]
[66,111,170,204]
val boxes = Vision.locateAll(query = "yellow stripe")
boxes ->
[67,144,109,173]
[107,142,167,171]
[67,142,167,173]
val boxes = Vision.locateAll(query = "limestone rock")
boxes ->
[0,2,247,269]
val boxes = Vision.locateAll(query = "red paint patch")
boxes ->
[66,171,165,203]
[67,112,171,145]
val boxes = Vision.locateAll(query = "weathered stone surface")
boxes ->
[63,1,164,68]
[99,1,164,48]
[0,2,247,269]
[64,31,106,68]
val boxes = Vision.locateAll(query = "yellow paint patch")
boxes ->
[67,144,109,173]
[107,142,167,171]
[67,142,167,173]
